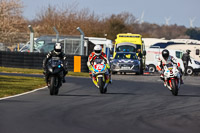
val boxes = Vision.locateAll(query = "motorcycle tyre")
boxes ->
[171,79,178,96]
[103,87,107,93]
[98,77,106,94]
[50,76,59,95]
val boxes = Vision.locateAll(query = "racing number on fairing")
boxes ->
[95,64,104,70]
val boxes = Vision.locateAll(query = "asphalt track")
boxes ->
[0,75,200,133]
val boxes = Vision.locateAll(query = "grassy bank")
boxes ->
[0,75,46,98]
[0,67,89,77]
[0,67,90,98]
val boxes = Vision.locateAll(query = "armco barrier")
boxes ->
[0,51,89,72]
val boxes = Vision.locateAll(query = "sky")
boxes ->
[21,0,200,28]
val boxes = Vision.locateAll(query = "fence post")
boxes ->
[28,25,34,52]
[77,27,85,56]
[53,27,59,43]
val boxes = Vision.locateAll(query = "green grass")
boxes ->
[0,75,46,98]
[0,67,43,74]
[0,67,90,98]
[0,67,90,77]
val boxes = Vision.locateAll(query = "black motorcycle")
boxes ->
[45,58,64,95]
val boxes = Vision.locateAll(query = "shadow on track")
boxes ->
[58,94,91,97]
[178,95,200,97]
[106,92,136,95]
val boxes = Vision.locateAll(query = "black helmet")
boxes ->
[54,43,62,53]
[162,49,169,60]
[186,49,191,54]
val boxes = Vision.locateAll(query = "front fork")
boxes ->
[92,74,109,88]
[168,78,180,90]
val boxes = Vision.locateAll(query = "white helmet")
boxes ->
[94,45,102,55]
[54,43,62,55]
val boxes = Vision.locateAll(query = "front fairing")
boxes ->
[164,64,180,78]
[90,59,110,88]
[47,59,63,75]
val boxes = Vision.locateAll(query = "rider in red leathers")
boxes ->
[157,49,183,86]
[87,45,112,83]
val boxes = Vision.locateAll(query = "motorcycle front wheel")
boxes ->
[98,77,106,94]
[50,76,59,95]
[171,79,178,96]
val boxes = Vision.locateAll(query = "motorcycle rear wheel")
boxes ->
[171,79,178,96]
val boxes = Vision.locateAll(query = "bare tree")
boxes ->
[32,4,189,41]
[33,4,103,37]
[0,0,28,46]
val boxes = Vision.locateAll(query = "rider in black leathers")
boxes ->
[43,43,68,83]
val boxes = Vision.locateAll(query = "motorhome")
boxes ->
[170,39,200,44]
[166,44,200,62]
[142,38,169,49]
[148,39,200,62]
[146,48,200,75]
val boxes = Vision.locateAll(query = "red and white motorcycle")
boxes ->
[163,63,181,96]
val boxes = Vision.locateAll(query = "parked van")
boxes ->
[114,33,145,58]
[113,33,146,74]
[146,48,200,75]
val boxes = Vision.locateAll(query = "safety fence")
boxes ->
[0,51,89,72]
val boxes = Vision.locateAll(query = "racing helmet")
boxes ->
[54,43,62,55]
[94,45,102,56]
[162,49,169,60]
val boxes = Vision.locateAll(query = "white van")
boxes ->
[146,48,200,75]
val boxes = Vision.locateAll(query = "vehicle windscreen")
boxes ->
[116,45,136,52]
[115,53,137,60]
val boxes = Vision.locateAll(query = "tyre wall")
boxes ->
[0,51,89,72]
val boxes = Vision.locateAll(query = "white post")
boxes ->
[77,27,85,55]
[28,25,34,52]
[53,27,59,42]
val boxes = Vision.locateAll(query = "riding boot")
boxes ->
[109,74,112,84]
[89,71,92,78]
[164,80,167,87]
[63,76,66,83]
[92,76,96,81]
[180,78,184,84]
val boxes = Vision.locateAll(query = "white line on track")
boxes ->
[0,86,47,101]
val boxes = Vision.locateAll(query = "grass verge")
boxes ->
[0,67,90,77]
[0,75,46,98]
[0,67,90,98]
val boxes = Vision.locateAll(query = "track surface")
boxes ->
[0,75,200,133]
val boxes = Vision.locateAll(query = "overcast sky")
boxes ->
[21,0,200,28]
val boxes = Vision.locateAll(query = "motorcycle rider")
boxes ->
[43,43,68,83]
[157,49,183,86]
[87,45,112,83]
